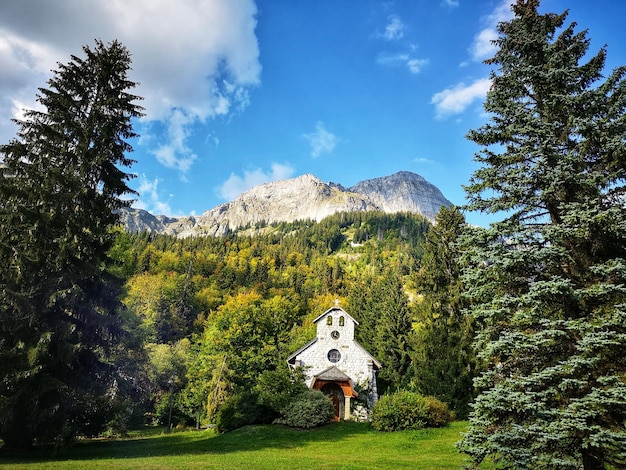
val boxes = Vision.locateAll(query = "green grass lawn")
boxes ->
[0,421,480,469]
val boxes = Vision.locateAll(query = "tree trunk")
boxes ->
[582,450,604,470]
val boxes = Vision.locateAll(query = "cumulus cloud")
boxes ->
[380,15,405,41]
[217,163,295,201]
[303,121,338,158]
[132,175,172,215]
[429,1,512,119]
[0,34,55,140]
[0,0,261,173]
[374,14,426,76]
[431,78,492,119]
[150,109,198,173]
[469,0,514,61]
[377,53,429,74]
[470,28,500,61]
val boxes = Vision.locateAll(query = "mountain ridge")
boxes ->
[117,171,452,237]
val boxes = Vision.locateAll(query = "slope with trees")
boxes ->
[110,211,461,429]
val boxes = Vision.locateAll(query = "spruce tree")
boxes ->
[0,40,143,448]
[350,269,413,392]
[412,206,475,419]
[457,1,626,468]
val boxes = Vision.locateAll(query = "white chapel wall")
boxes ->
[295,308,376,389]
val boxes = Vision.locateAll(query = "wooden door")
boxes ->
[331,395,340,421]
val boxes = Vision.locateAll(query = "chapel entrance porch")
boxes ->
[311,367,358,421]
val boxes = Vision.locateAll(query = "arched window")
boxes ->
[327,316,333,326]
[339,316,345,326]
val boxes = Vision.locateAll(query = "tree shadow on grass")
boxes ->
[0,421,374,464]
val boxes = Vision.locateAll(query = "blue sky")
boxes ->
[0,0,624,227]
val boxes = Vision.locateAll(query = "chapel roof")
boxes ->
[353,340,382,369]
[286,338,318,364]
[312,306,359,326]
[314,366,352,382]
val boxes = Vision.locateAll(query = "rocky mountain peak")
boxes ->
[119,171,452,237]
[349,171,450,221]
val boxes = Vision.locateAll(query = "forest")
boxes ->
[107,208,474,431]
[1,2,625,468]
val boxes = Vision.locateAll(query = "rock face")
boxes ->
[119,171,452,237]
[115,208,166,234]
[349,171,451,221]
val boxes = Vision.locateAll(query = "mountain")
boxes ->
[349,171,450,221]
[118,171,452,237]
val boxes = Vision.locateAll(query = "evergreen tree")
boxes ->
[412,206,475,418]
[374,270,414,391]
[0,40,143,448]
[350,269,413,392]
[458,1,626,468]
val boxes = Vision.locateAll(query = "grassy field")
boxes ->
[0,421,481,469]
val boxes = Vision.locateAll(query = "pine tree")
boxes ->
[375,270,414,390]
[457,1,626,468]
[0,40,143,448]
[350,269,413,392]
[412,206,475,418]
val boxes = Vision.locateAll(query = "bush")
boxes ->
[276,389,335,429]
[371,391,452,432]
[216,392,274,433]
[424,395,454,427]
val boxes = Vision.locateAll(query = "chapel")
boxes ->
[286,303,381,421]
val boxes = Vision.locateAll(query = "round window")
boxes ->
[327,349,341,363]
[331,330,340,340]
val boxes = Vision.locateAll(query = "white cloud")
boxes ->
[442,0,460,7]
[431,78,492,119]
[431,1,510,119]
[377,53,429,74]
[470,28,500,61]
[0,33,56,140]
[406,59,428,74]
[469,0,514,61]
[303,121,338,158]
[0,0,261,174]
[132,175,172,215]
[151,109,198,173]
[380,15,405,41]
[217,163,295,200]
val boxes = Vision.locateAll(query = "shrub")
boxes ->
[371,391,452,432]
[424,395,453,427]
[276,389,335,429]
[215,392,274,433]
[371,390,428,432]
